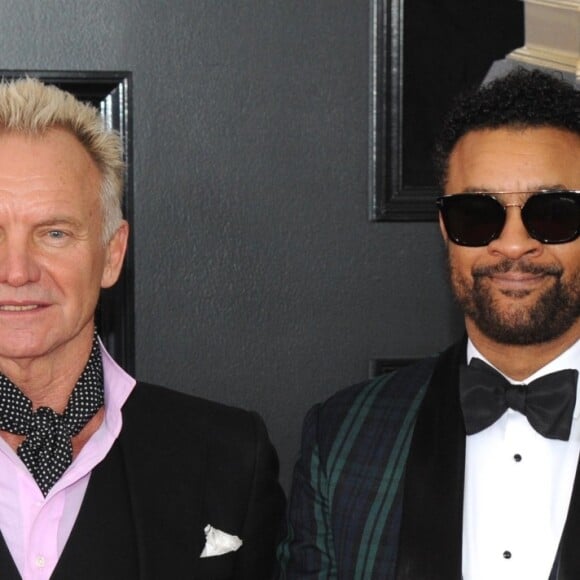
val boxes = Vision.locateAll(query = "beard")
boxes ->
[449,257,580,346]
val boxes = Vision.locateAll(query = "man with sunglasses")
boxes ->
[278,68,579,579]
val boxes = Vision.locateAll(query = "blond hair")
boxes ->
[0,77,124,242]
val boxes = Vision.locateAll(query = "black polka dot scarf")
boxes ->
[0,334,104,496]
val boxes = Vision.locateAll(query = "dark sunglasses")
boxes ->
[436,190,580,247]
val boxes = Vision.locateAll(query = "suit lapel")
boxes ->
[396,340,466,580]
[52,440,140,579]
[119,384,208,580]
[554,452,580,579]
[0,530,21,580]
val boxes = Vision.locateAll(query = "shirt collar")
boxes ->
[98,336,137,437]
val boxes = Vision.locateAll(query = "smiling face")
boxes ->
[442,127,580,347]
[0,129,128,367]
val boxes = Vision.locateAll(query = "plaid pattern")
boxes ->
[278,356,438,579]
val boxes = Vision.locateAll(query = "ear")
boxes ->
[101,220,129,289]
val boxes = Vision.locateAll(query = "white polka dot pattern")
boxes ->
[0,333,104,496]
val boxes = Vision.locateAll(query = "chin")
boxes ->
[0,344,50,361]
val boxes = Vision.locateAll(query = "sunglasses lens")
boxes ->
[523,193,580,244]
[439,195,504,246]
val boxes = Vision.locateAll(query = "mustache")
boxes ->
[473,259,563,278]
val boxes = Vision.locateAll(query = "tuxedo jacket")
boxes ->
[0,382,286,580]
[278,340,580,579]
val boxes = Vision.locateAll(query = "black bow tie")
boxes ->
[459,358,578,440]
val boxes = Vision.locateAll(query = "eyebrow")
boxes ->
[35,217,84,229]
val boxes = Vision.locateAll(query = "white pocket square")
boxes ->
[200,524,243,558]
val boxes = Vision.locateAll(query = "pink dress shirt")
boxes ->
[0,340,136,579]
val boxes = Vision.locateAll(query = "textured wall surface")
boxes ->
[0,1,519,489]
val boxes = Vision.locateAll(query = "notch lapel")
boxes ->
[51,441,140,579]
[119,384,208,580]
[0,530,20,580]
[396,341,466,580]
[554,452,580,579]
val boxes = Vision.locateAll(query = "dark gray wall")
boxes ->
[0,1,463,489]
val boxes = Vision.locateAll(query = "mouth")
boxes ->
[0,304,45,312]
[474,260,561,280]
[490,271,545,282]
[488,272,547,293]
[473,260,561,296]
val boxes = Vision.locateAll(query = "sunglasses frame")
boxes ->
[436,190,580,247]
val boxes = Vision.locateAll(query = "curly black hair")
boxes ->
[433,67,579,188]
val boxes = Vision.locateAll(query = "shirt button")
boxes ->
[514,454,522,462]
[503,550,512,559]
[35,555,46,568]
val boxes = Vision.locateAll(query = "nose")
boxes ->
[486,205,543,259]
[0,237,42,287]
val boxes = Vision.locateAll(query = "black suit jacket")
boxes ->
[0,382,286,580]
[279,340,580,579]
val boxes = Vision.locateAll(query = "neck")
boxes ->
[466,319,580,381]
